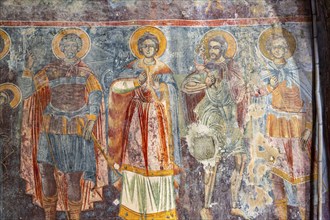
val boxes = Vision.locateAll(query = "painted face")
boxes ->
[270,39,287,59]
[140,39,157,58]
[61,40,80,59]
[208,41,223,61]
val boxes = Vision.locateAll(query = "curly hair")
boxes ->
[265,34,288,53]
[208,35,228,56]
[59,34,83,51]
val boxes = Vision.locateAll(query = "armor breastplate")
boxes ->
[272,81,303,112]
[50,84,86,112]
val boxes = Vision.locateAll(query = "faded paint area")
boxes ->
[0,0,327,220]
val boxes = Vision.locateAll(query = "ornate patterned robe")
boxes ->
[108,59,181,219]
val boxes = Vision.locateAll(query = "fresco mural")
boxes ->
[0,29,22,203]
[0,1,328,220]
[183,29,247,219]
[108,26,181,219]
[20,28,108,220]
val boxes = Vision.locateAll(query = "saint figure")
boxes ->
[20,28,108,220]
[182,29,247,219]
[256,27,313,220]
[108,26,182,220]
[0,29,22,181]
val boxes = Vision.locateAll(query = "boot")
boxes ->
[42,192,58,220]
[274,199,288,220]
[68,199,82,220]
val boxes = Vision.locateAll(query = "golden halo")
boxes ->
[52,28,91,59]
[258,27,296,61]
[0,29,11,60]
[129,26,167,59]
[199,29,237,59]
[0,83,22,109]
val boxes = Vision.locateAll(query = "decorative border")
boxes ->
[272,168,317,185]
[121,164,174,177]
[119,205,177,220]
[0,16,311,27]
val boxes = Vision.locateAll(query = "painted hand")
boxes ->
[138,72,147,85]
[300,129,311,149]
[83,120,95,141]
[194,61,205,71]
[25,52,35,70]
[269,75,278,87]
[205,75,216,87]
[151,74,160,90]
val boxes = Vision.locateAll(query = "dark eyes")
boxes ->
[272,46,285,50]
[210,46,221,50]
[64,45,78,49]
[141,44,156,49]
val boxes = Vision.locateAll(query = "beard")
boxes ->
[210,53,221,61]
[65,52,76,59]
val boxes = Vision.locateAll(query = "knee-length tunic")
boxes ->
[20,60,108,211]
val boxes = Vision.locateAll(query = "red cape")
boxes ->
[20,61,108,211]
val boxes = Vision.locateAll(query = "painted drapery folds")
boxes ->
[0,1,328,220]
[109,26,181,219]
[20,28,108,219]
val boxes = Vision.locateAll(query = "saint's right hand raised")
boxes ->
[25,52,35,70]
[269,75,278,87]
[205,75,216,87]
[138,72,147,85]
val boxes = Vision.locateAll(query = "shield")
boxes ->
[190,134,216,161]
[186,123,222,165]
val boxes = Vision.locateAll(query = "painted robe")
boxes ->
[182,58,247,157]
[109,59,181,219]
[259,60,313,207]
[20,60,108,211]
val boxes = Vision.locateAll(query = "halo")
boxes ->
[199,29,237,59]
[52,28,91,59]
[258,27,296,61]
[0,29,11,60]
[0,83,22,109]
[129,26,167,59]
